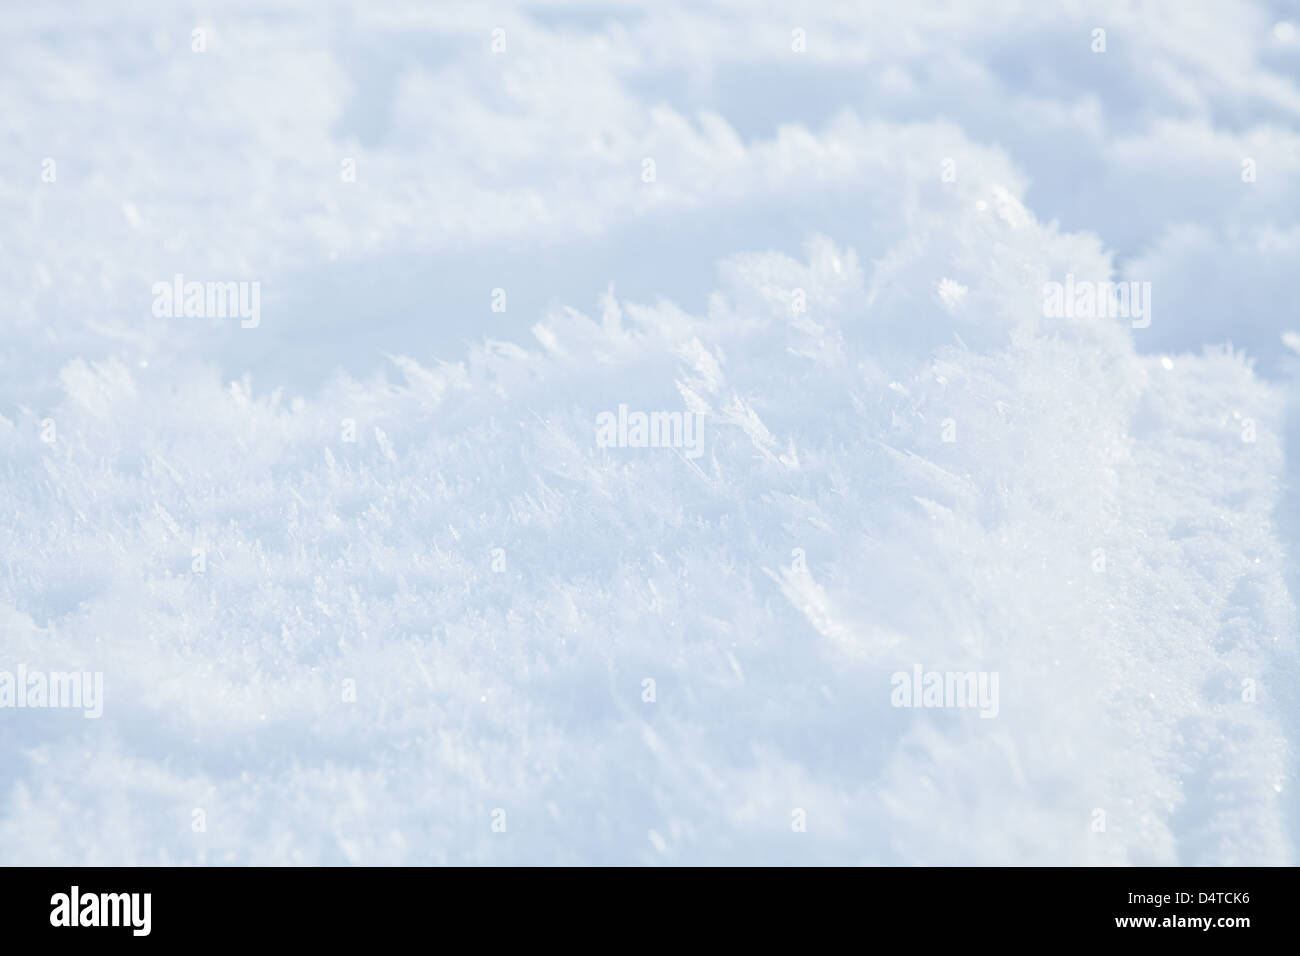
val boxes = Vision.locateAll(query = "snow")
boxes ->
[1,0,1298,864]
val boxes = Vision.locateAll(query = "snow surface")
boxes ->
[1,0,1299,864]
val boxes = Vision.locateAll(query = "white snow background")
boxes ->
[2,0,1299,864]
